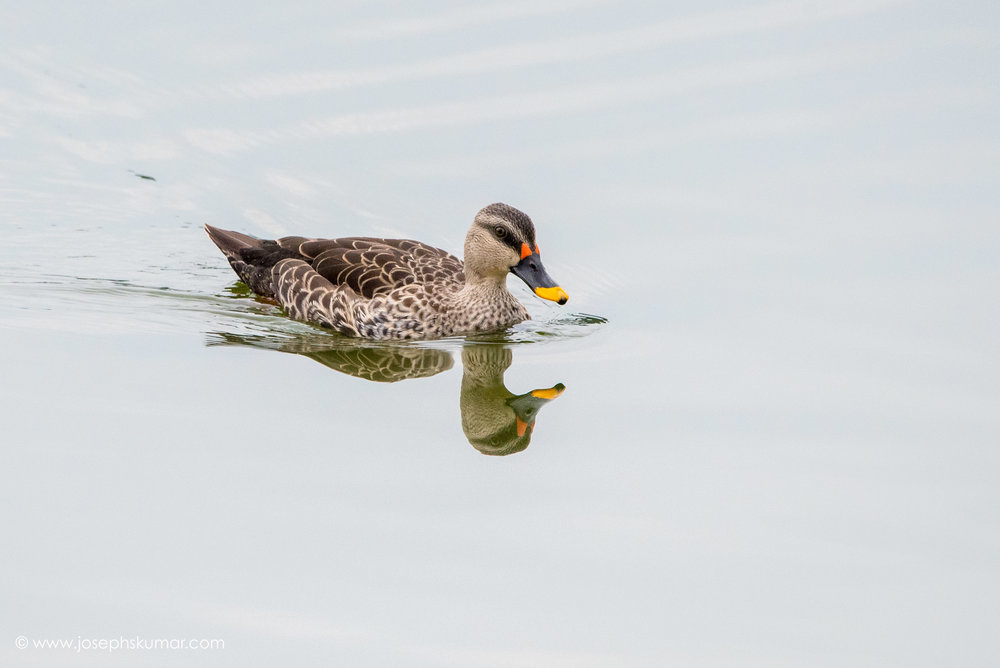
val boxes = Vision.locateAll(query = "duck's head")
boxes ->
[464,203,569,305]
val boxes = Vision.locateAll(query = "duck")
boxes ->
[205,203,568,339]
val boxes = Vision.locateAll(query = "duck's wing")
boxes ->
[290,237,465,299]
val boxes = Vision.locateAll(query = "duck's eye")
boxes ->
[494,226,507,239]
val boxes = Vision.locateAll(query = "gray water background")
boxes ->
[1,1,999,666]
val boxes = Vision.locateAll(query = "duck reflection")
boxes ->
[207,333,564,455]
[459,345,563,456]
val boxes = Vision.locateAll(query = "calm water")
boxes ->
[2,2,999,666]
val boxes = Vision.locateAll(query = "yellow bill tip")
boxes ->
[530,385,565,400]
[534,286,569,305]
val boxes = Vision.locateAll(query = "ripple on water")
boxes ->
[1,271,607,349]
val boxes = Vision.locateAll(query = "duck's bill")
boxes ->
[507,383,566,436]
[510,254,569,305]
[530,385,565,400]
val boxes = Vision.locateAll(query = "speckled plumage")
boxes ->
[205,203,567,340]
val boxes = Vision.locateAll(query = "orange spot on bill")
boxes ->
[520,243,532,260]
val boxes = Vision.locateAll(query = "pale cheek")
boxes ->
[490,250,515,274]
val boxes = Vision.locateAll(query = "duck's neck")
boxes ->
[456,275,514,305]
[451,274,529,329]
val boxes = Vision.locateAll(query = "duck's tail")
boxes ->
[204,224,299,297]
[204,224,263,257]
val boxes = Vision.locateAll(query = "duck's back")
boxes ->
[205,225,464,298]
[298,237,465,298]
